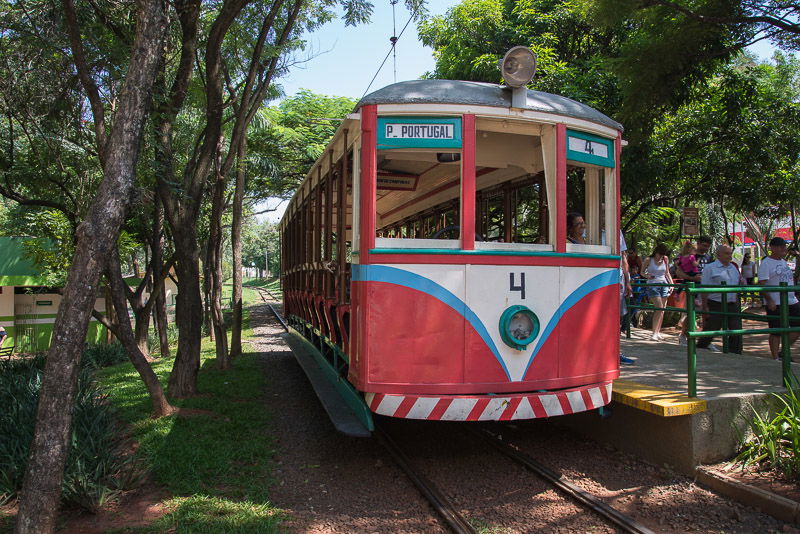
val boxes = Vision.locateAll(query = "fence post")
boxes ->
[721,281,729,353]
[687,282,697,397]
[780,282,791,386]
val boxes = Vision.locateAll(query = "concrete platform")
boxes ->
[560,328,795,475]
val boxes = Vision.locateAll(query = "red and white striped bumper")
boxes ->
[364,382,612,421]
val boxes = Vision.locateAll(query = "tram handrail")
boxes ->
[624,280,800,397]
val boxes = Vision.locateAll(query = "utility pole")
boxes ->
[265,248,270,278]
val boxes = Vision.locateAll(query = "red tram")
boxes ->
[281,64,624,435]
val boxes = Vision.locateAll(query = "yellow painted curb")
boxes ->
[613,379,706,417]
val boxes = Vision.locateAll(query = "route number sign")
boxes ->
[565,129,615,168]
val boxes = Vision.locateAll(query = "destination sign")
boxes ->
[384,123,454,140]
[377,172,418,191]
[377,117,462,149]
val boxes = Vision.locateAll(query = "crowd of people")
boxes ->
[622,235,800,361]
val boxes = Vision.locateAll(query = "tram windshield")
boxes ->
[566,164,613,253]
[475,121,550,248]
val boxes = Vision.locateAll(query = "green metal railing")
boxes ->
[626,280,800,397]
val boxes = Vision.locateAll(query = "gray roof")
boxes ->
[357,80,623,132]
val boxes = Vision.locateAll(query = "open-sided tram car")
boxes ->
[280,77,624,434]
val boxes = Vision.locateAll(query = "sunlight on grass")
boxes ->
[92,305,285,532]
[137,495,283,534]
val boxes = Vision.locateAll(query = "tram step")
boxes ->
[612,379,707,417]
[284,328,373,437]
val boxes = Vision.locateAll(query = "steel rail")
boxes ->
[375,423,478,534]
[254,287,289,332]
[474,428,655,534]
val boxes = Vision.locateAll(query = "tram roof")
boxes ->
[357,80,623,132]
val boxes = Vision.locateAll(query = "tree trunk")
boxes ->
[207,154,229,369]
[154,285,170,357]
[229,137,246,358]
[104,249,174,416]
[13,2,167,531]
[202,246,214,342]
[152,196,170,358]
[133,306,152,358]
[104,286,116,344]
[167,224,203,398]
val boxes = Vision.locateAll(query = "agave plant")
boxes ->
[738,380,800,479]
[0,351,142,510]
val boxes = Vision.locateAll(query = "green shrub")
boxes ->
[146,324,178,356]
[737,382,800,479]
[0,355,140,511]
[82,341,128,370]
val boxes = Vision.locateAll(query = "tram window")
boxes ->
[480,190,504,241]
[566,163,612,252]
[513,179,546,244]
[375,148,461,246]
[474,125,551,248]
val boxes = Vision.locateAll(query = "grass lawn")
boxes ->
[2,285,285,533]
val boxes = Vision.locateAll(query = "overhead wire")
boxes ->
[361,2,420,99]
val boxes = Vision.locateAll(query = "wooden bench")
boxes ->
[0,345,14,360]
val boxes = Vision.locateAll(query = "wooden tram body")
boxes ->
[281,80,624,433]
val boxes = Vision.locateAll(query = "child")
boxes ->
[678,241,700,279]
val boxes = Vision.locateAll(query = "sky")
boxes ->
[278,1,461,101]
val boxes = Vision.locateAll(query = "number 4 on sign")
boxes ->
[509,273,526,299]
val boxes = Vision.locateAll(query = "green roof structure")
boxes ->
[0,237,49,286]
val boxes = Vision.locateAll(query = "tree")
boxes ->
[13,0,168,531]
[620,54,800,235]
[582,0,800,127]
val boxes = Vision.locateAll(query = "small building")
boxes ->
[0,237,107,352]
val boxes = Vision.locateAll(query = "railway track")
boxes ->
[253,286,288,331]
[259,287,653,534]
[377,420,655,534]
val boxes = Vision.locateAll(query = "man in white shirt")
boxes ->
[697,245,744,353]
[759,236,800,359]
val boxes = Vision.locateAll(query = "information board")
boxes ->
[682,207,699,235]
